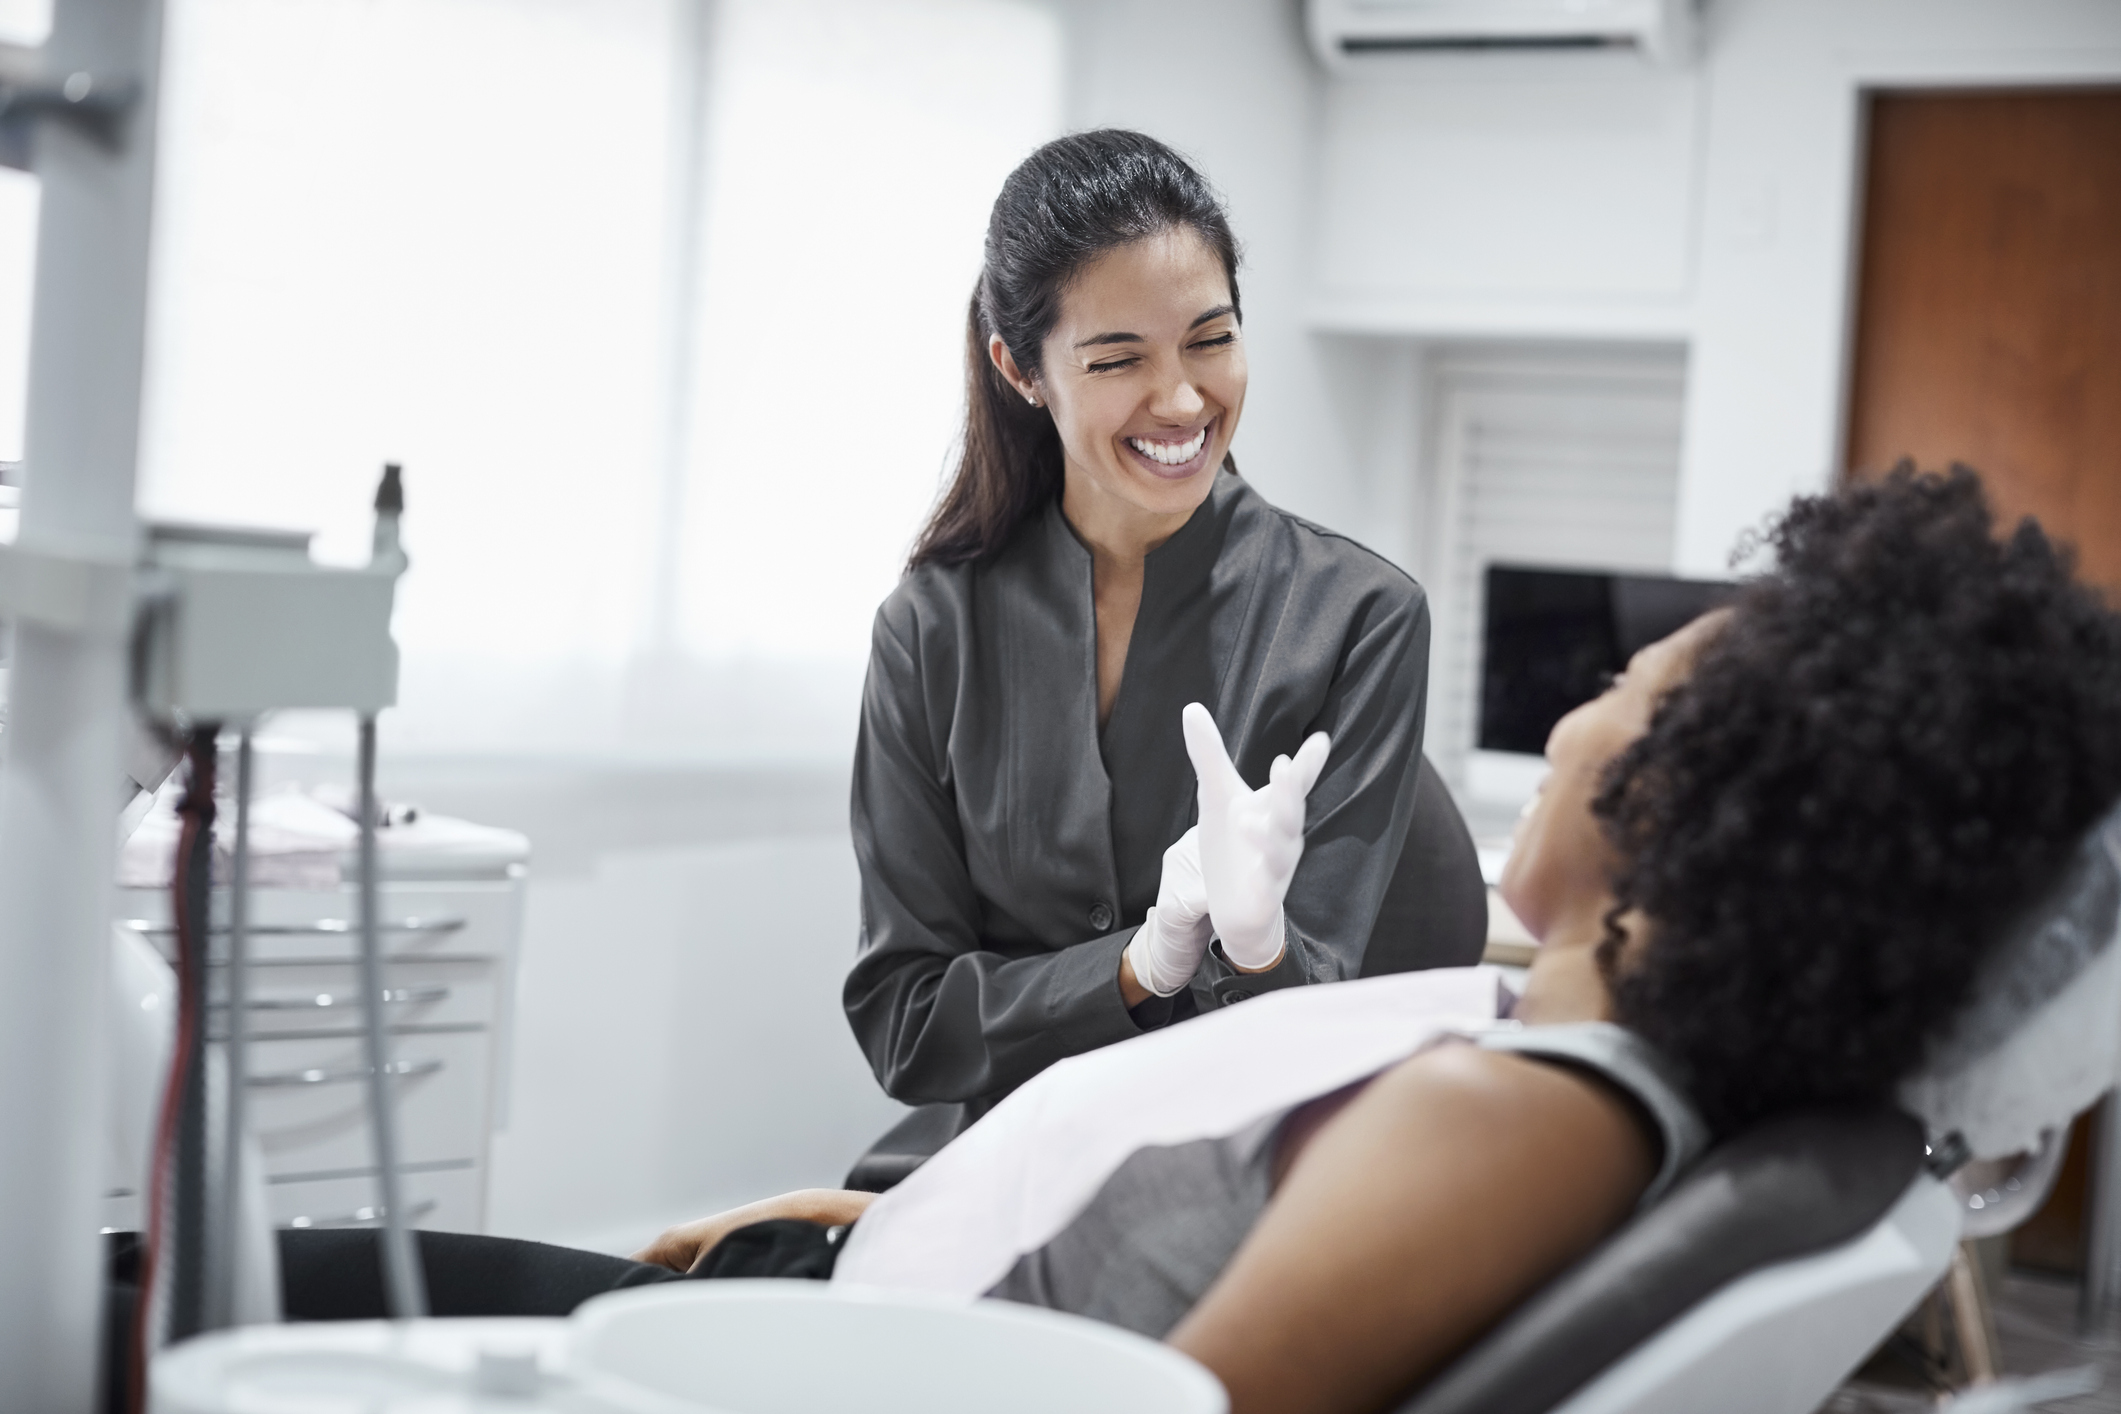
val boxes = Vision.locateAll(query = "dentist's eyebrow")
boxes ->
[1073,305,1236,349]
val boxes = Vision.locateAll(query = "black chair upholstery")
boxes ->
[1361,755,1489,978]
[1393,1107,1927,1414]
[845,1102,965,1193]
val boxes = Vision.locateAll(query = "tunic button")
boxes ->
[1089,901,1114,931]
[1223,989,1253,1005]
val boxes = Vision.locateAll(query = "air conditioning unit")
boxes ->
[1306,0,1696,70]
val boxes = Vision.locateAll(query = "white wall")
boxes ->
[1306,0,2121,575]
[1317,59,1700,315]
[487,830,905,1251]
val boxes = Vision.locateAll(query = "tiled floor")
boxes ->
[1824,1274,2121,1412]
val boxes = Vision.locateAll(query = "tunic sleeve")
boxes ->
[843,602,1143,1107]
[1202,583,1433,1005]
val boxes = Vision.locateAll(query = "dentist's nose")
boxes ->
[1150,374,1206,425]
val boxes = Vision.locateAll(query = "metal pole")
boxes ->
[2081,1090,2121,1334]
[208,728,254,1330]
[0,0,164,1407]
[357,713,426,1317]
[165,725,216,1344]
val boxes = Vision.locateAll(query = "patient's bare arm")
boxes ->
[632,1189,878,1274]
[1167,1044,1655,1414]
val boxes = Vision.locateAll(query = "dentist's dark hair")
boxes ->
[908,129,1242,571]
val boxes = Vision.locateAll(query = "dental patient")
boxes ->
[259,469,2121,1414]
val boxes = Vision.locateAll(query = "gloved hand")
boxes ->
[1124,826,1212,997]
[1182,702,1331,971]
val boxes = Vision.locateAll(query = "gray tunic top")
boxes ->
[984,1022,1710,1339]
[845,470,1486,1122]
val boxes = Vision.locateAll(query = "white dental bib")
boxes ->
[834,966,1515,1298]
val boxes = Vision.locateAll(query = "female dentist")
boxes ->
[844,130,1485,1180]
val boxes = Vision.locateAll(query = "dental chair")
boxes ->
[1394,799,2121,1414]
[156,808,2120,1414]
[827,799,2121,1414]
[1396,1106,1952,1414]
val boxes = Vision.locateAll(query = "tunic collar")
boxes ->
[1037,463,1245,584]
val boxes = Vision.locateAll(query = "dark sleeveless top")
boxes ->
[983,1022,1708,1338]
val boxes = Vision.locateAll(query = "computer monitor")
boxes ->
[1478,564,1737,756]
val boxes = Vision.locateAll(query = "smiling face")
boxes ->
[1499,612,1729,944]
[989,226,1245,547]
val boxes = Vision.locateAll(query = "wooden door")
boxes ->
[1844,89,2121,591]
[1845,88,2121,1276]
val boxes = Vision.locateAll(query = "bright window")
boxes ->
[675,0,1063,665]
[1,0,1060,757]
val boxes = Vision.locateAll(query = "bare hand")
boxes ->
[631,1188,879,1273]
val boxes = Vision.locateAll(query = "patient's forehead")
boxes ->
[1633,609,1731,688]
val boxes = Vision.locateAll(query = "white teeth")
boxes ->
[1127,427,1208,466]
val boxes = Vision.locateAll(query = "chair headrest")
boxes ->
[1393,1107,1924,1414]
[1900,799,2121,1159]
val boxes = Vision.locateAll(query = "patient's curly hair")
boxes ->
[1597,467,2121,1137]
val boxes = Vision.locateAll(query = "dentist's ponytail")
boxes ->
[909,129,1241,571]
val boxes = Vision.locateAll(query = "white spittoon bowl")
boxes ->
[568,1279,1230,1414]
[149,1316,701,1414]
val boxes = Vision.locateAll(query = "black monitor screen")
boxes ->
[1478,564,1737,755]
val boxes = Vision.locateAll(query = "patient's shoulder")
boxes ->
[1378,1038,1660,1164]
[1169,1031,1661,1411]
[1390,1037,1575,1104]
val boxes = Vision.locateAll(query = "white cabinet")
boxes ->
[114,818,527,1238]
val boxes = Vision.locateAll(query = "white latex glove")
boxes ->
[1182,702,1331,971]
[1124,826,1213,997]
